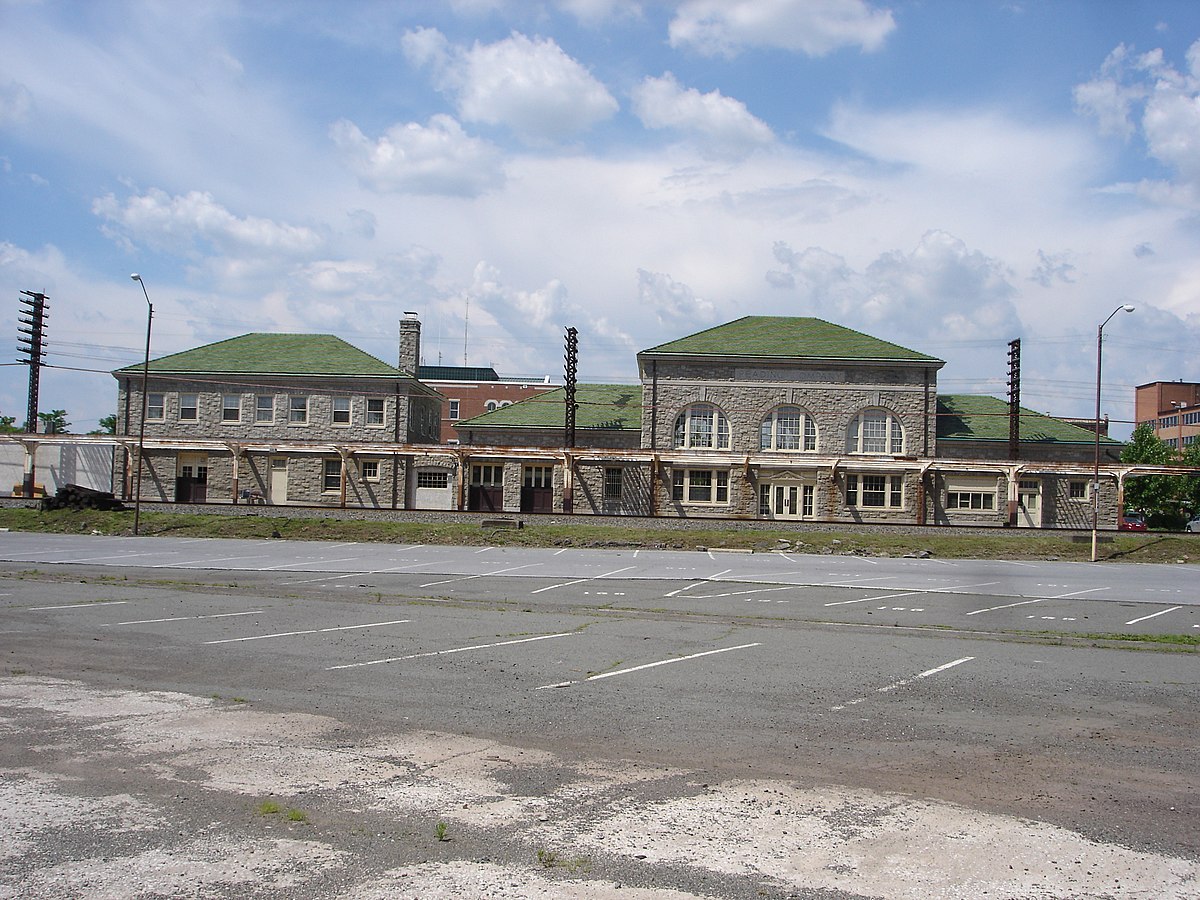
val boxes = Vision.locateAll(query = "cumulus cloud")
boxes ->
[402,29,618,142]
[330,116,505,196]
[669,0,895,58]
[93,188,324,261]
[632,73,774,158]
[1075,39,1200,203]
[768,231,1021,344]
[637,268,717,328]
[1029,250,1077,288]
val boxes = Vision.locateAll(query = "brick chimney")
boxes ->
[398,312,421,376]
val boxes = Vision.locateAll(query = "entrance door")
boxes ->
[176,454,208,503]
[759,481,813,520]
[520,465,554,513]
[269,457,288,504]
[468,464,504,512]
[1016,479,1041,528]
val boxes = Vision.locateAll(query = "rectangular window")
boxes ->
[417,470,449,489]
[449,399,460,421]
[1069,480,1089,501]
[323,459,342,492]
[802,485,815,517]
[179,393,198,422]
[289,395,308,424]
[147,392,165,420]
[846,474,904,509]
[471,464,503,486]
[524,465,553,488]
[366,398,385,426]
[672,469,729,505]
[947,491,995,510]
[222,394,241,422]
[603,467,623,503]
[256,395,274,423]
[332,396,351,425]
[359,459,379,481]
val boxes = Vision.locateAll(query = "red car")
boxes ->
[1119,513,1148,532]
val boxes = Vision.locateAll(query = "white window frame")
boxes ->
[1068,480,1090,501]
[179,393,198,422]
[416,470,449,489]
[289,395,308,425]
[146,392,165,421]
[523,465,553,488]
[221,394,241,423]
[332,396,351,426]
[673,404,731,451]
[366,397,385,426]
[847,408,905,455]
[322,458,342,493]
[448,399,461,421]
[671,468,730,505]
[845,473,904,509]
[359,459,380,482]
[255,395,274,423]
[760,405,817,452]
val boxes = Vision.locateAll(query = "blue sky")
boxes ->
[3,0,1200,436]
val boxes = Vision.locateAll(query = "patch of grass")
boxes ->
[256,799,281,816]
[1078,632,1200,646]
[536,849,591,873]
[434,821,449,842]
[285,808,308,823]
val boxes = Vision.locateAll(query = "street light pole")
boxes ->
[1172,400,1186,459]
[1092,304,1135,562]
[130,274,154,536]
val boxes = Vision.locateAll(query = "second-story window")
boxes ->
[256,395,274,423]
[289,396,308,424]
[673,404,730,450]
[332,397,351,425]
[449,399,460,420]
[179,393,198,422]
[146,393,165,421]
[760,406,817,452]
[222,394,241,422]
[847,408,904,455]
[366,398,385,426]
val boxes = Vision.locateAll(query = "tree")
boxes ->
[0,415,19,434]
[88,414,117,435]
[37,410,70,434]
[1122,423,1192,527]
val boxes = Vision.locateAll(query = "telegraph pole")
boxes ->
[16,290,49,498]
[1007,338,1020,460]
[563,327,579,514]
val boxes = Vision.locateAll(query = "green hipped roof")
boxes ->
[114,334,407,378]
[456,384,642,431]
[937,395,1119,444]
[640,316,943,365]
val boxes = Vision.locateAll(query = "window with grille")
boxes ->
[147,393,165,420]
[323,459,342,492]
[847,409,904,455]
[760,406,817,451]
[417,471,449,488]
[222,395,241,422]
[332,397,351,425]
[846,473,904,508]
[359,459,379,481]
[673,404,731,450]
[256,395,274,423]
[289,396,308,424]
[366,398,385,426]
[179,394,198,421]
[603,468,623,503]
[671,469,730,505]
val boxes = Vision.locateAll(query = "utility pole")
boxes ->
[563,326,579,514]
[1007,338,1020,460]
[16,290,48,498]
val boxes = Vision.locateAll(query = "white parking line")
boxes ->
[530,566,635,595]
[1125,606,1182,626]
[966,586,1107,616]
[205,618,411,644]
[327,631,575,670]
[290,562,430,585]
[536,643,762,690]
[692,586,794,600]
[832,656,975,710]
[28,600,129,610]
[263,555,363,571]
[151,554,269,568]
[103,610,264,626]
[664,582,703,597]
[825,591,920,608]
[420,563,542,588]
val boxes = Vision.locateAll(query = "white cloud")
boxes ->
[632,73,774,158]
[0,80,32,125]
[403,29,618,142]
[1076,39,1200,203]
[637,268,717,327]
[669,0,895,58]
[330,116,505,197]
[555,0,643,25]
[93,189,324,262]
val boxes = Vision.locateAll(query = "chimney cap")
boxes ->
[402,310,419,318]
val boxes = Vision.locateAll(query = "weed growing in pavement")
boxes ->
[286,808,308,823]
[256,800,281,816]
[435,821,449,842]
[536,849,558,867]
[536,849,591,873]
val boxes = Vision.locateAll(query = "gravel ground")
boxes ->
[2,676,1196,899]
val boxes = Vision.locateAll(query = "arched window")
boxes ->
[673,404,730,450]
[847,408,904,455]
[760,406,817,452]
[485,400,498,412]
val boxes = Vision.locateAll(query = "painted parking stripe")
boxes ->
[1125,606,1182,626]
[205,618,410,644]
[420,563,542,588]
[536,643,761,690]
[327,631,575,670]
[530,566,635,595]
[825,591,921,608]
[103,610,264,626]
[263,555,364,571]
[28,600,129,610]
[692,586,794,600]
[832,656,975,711]
[967,586,1108,616]
[151,554,270,568]
[290,561,432,585]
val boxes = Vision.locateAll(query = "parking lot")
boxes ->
[2,534,1198,898]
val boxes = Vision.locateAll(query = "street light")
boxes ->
[1172,400,1186,458]
[1092,304,1135,561]
[130,274,154,536]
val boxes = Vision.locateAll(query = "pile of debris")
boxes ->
[39,484,126,512]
